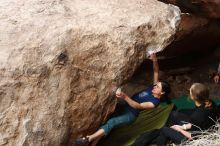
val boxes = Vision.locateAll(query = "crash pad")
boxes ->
[98,105,173,146]
[172,96,220,110]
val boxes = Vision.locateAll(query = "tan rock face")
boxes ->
[0,0,180,145]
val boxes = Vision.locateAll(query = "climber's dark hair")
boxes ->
[161,81,171,104]
[161,81,171,95]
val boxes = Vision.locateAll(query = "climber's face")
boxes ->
[152,82,164,97]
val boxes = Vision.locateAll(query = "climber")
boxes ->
[75,53,171,146]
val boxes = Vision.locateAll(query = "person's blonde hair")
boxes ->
[190,83,213,108]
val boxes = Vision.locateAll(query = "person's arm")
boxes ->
[170,123,192,140]
[213,62,220,83]
[180,123,192,140]
[214,75,219,83]
[116,92,155,110]
[149,54,159,84]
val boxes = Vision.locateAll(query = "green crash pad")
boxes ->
[171,96,196,109]
[98,105,173,146]
[171,96,220,110]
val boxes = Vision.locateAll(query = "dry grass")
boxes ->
[180,120,220,146]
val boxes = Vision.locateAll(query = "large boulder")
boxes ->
[0,0,180,145]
